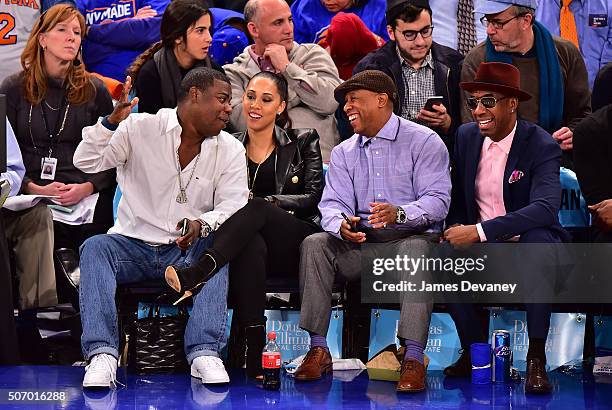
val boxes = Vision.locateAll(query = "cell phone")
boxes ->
[179,218,189,257]
[340,212,358,232]
[180,218,189,237]
[48,204,75,214]
[423,96,444,112]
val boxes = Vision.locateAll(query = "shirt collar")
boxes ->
[248,43,297,71]
[359,114,399,147]
[483,121,517,155]
[166,108,182,134]
[553,0,583,7]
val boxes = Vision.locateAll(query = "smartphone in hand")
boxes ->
[180,218,189,237]
[341,212,358,232]
[423,96,444,111]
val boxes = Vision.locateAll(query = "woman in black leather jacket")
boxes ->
[165,71,323,378]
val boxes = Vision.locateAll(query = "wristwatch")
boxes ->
[197,219,213,238]
[396,207,407,224]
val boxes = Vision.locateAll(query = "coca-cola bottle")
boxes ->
[262,332,281,390]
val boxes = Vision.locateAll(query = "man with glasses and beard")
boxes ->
[354,0,463,154]
[461,0,590,169]
[443,62,568,394]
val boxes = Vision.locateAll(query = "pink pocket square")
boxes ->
[509,170,524,184]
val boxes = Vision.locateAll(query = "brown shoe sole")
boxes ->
[396,385,426,393]
[525,385,552,394]
[294,365,333,381]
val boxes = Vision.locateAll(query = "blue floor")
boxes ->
[0,366,611,409]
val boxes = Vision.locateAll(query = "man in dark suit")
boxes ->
[442,62,568,394]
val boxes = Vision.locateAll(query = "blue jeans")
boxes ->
[79,234,228,364]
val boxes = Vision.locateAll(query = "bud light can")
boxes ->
[491,330,511,383]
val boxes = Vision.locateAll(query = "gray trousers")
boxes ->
[4,203,57,310]
[299,232,434,345]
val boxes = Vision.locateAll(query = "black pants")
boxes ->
[0,212,19,364]
[448,227,563,355]
[211,198,319,327]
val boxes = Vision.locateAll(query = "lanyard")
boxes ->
[28,97,70,158]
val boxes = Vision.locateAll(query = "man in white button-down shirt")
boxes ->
[74,68,248,389]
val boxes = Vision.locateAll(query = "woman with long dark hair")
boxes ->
[0,3,114,355]
[165,71,324,378]
[128,0,223,114]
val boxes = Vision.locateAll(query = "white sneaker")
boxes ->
[83,353,118,389]
[191,356,230,384]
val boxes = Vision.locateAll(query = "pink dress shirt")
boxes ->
[474,123,517,242]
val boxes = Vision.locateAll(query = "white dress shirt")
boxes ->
[74,108,248,244]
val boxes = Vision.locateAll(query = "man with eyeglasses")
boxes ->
[354,0,463,155]
[443,62,568,394]
[461,0,590,170]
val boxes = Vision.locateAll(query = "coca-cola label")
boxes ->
[262,352,281,369]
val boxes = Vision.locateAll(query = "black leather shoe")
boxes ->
[525,357,552,394]
[443,350,471,377]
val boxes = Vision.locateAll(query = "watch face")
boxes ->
[397,208,406,223]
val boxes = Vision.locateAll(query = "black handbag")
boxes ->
[127,303,190,375]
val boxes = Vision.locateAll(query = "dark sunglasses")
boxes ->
[466,96,509,110]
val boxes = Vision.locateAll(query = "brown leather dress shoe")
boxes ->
[443,351,471,377]
[525,357,552,394]
[294,347,333,381]
[396,359,426,393]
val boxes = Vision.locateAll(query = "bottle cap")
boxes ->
[267,332,276,340]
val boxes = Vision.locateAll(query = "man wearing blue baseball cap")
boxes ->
[460,0,591,170]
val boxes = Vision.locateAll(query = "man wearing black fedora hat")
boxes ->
[442,62,568,393]
[354,0,463,155]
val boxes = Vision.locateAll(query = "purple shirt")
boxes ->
[320,114,451,237]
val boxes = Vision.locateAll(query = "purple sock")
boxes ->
[309,332,328,350]
[400,338,425,365]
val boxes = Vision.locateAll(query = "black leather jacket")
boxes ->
[235,126,324,224]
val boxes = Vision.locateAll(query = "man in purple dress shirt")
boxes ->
[293,70,451,392]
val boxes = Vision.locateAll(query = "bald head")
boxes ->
[246,0,293,52]
[245,0,290,25]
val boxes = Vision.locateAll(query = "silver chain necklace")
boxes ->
[175,148,201,204]
[44,100,60,111]
[246,144,275,200]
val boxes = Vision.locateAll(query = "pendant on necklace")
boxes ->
[176,189,188,204]
[248,191,254,200]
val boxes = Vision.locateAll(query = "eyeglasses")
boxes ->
[399,25,434,41]
[466,96,509,110]
[480,14,526,29]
